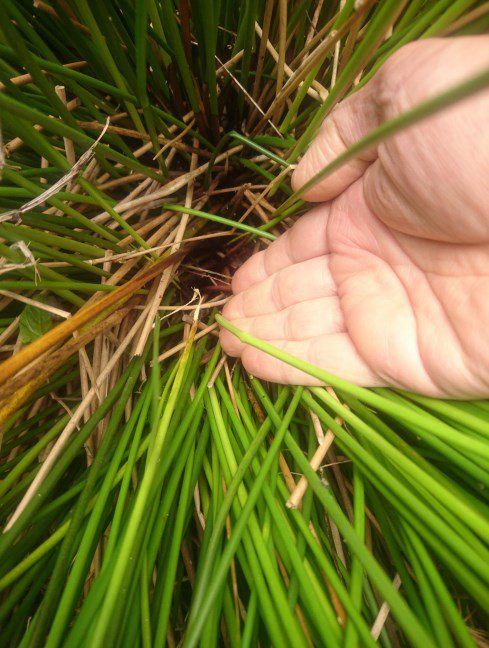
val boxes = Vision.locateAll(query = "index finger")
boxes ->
[232,203,330,294]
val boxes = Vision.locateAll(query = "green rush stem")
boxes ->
[27,354,147,648]
[304,389,489,577]
[204,385,318,648]
[249,378,386,648]
[0,414,69,501]
[341,391,489,496]
[0,43,211,150]
[280,64,322,134]
[402,524,477,648]
[78,178,151,250]
[0,168,120,244]
[306,391,489,606]
[259,485,342,648]
[150,315,161,446]
[163,204,276,240]
[217,316,489,471]
[74,0,145,131]
[0,219,109,257]
[0,93,161,182]
[0,281,118,292]
[289,0,407,160]
[343,466,365,648]
[140,553,152,648]
[153,446,194,648]
[278,64,489,217]
[365,486,429,627]
[10,345,207,594]
[0,363,134,565]
[226,131,291,167]
[399,390,489,440]
[284,430,437,648]
[215,378,342,646]
[311,387,489,551]
[45,383,150,648]
[0,341,183,589]
[240,590,258,648]
[183,387,305,648]
[401,526,455,648]
[203,394,274,647]
[89,325,196,648]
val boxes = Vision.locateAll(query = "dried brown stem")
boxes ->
[0,246,191,389]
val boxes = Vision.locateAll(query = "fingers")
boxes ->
[232,204,330,293]
[238,335,381,387]
[291,77,380,202]
[291,36,489,206]
[224,255,335,320]
[220,296,344,355]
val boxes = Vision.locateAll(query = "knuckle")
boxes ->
[364,163,391,213]
[273,267,293,310]
[284,228,298,264]
[285,306,299,340]
[272,275,287,311]
[375,46,418,116]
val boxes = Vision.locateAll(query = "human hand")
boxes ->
[220,36,489,398]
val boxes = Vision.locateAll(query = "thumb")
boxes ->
[291,77,381,202]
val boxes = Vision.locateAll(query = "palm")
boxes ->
[220,184,489,397]
[327,180,489,397]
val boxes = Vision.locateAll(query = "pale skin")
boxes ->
[219,36,489,398]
